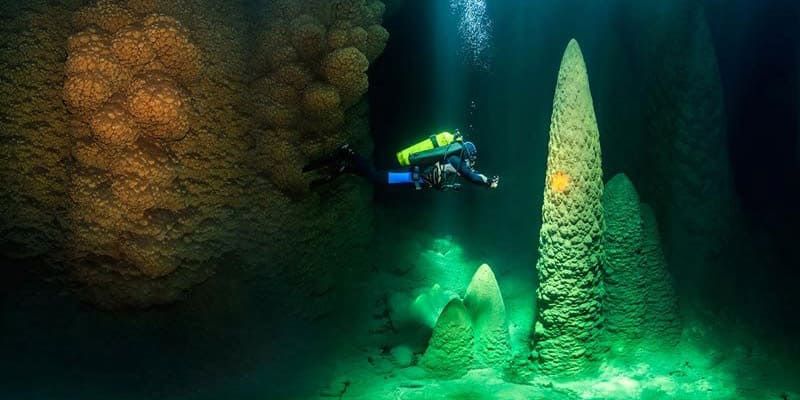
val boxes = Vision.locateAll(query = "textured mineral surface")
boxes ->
[601,173,646,341]
[463,263,511,372]
[634,1,737,300]
[639,203,682,346]
[533,38,605,376]
[0,0,389,310]
[419,298,474,379]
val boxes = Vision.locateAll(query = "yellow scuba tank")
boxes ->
[396,131,462,167]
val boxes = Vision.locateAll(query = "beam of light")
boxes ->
[450,0,493,70]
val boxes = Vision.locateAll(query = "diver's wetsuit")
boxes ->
[348,151,492,190]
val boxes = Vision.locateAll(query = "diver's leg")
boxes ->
[304,145,417,189]
[302,156,333,173]
[348,153,420,188]
[387,171,417,187]
[348,152,388,186]
[304,146,387,187]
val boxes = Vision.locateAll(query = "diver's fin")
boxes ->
[309,174,338,190]
[301,143,353,174]
[302,155,335,173]
[309,164,353,189]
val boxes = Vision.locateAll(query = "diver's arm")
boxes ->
[449,156,496,188]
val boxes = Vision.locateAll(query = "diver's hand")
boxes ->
[489,176,500,189]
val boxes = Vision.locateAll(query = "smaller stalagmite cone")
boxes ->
[602,173,647,341]
[419,298,474,379]
[640,203,682,345]
[463,264,511,371]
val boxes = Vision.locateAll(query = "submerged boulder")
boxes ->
[419,298,474,379]
[463,264,511,371]
[533,38,605,375]
[602,173,647,341]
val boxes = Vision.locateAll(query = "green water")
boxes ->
[1,0,799,399]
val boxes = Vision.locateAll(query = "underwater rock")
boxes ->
[419,298,474,379]
[389,345,415,368]
[533,39,605,375]
[639,204,682,345]
[463,264,511,371]
[601,173,647,340]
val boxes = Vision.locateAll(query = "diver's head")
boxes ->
[463,141,478,164]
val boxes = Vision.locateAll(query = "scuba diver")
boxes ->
[302,130,500,191]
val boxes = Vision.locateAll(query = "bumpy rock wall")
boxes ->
[249,0,388,188]
[0,0,388,310]
[238,0,388,316]
[56,0,258,308]
[532,39,605,376]
[63,1,212,307]
[601,174,646,341]
[0,2,75,260]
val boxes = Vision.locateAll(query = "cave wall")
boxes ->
[240,0,388,316]
[0,1,75,260]
[0,0,389,313]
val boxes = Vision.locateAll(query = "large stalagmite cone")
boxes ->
[463,264,511,371]
[640,2,735,299]
[419,298,474,379]
[667,5,734,293]
[533,39,605,376]
[602,173,647,341]
[640,203,682,345]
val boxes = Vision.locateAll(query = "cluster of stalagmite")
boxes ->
[530,39,684,374]
[601,174,646,340]
[639,204,682,345]
[600,173,682,347]
[420,264,511,378]
[463,264,512,371]
[251,0,389,194]
[532,39,605,376]
[419,298,474,378]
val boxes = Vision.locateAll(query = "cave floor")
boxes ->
[316,332,800,400]
[307,231,800,400]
